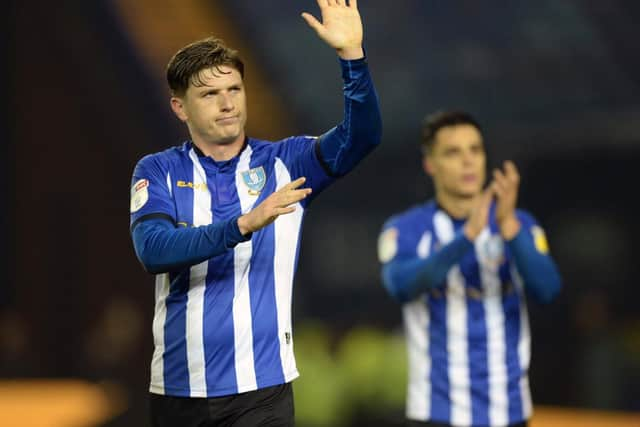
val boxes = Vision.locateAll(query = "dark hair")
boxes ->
[421,110,482,154]
[166,37,245,96]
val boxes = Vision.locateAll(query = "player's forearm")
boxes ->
[507,228,562,303]
[132,217,249,274]
[318,57,382,177]
[382,233,473,303]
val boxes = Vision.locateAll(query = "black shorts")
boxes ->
[150,383,294,427]
[406,420,528,427]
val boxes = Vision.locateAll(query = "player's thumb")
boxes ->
[479,185,494,208]
[301,13,324,35]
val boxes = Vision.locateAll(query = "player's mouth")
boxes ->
[462,173,477,183]
[216,115,239,125]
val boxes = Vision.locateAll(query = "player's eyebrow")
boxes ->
[195,83,242,95]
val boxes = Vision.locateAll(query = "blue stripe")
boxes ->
[163,270,190,395]
[428,292,450,423]
[460,250,490,426]
[163,161,194,395]
[204,165,239,395]
[501,255,524,423]
[248,164,284,386]
[204,251,238,394]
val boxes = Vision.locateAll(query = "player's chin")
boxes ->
[455,186,482,198]
[215,132,242,145]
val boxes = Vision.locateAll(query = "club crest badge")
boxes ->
[241,166,266,195]
[478,233,505,271]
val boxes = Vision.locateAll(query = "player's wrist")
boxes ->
[237,214,253,236]
[337,46,364,60]
[499,215,521,240]
[463,223,480,241]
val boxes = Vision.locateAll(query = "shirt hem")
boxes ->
[405,414,530,427]
[149,370,300,398]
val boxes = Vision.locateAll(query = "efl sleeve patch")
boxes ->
[378,227,399,263]
[531,225,549,254]
[130,179,149,213]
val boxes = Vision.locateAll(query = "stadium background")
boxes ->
[1,0,639,426]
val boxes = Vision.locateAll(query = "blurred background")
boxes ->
[2,0,639,426]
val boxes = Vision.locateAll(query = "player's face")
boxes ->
[423,124,486,198]
[171,65,247,146]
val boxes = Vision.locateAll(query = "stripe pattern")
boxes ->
[148,140,314,397]
[233,145,258,392]
[403,205,532,426]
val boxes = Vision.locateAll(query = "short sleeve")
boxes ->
[129,154,176,228]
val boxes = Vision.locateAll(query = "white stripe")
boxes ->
[150,273,170,394]
[273,158,302,382]
[404,231,432,420]
[233,146,258,392]
[476,229,508,427]
[434,211,471,427]
[166,171,172,197]
[404,301,431,420]
[417,231,432,259]
[185,149,210,396]
[512,266,533,418]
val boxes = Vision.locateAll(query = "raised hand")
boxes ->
[237,177,312,235]
[491,160,521,239]
[301,0,364,60]
[463,187,493,241]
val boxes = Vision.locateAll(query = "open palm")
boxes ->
[302,0,363,59]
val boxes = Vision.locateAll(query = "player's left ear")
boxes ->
[423,156,435,177]
[170,97,188,122]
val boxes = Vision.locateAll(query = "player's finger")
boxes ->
[483,185,494,199]
[325,0,336,6]
[301,13,324,34]
[283,176,307,191]
[495,180,508,195]
[348,0,358,9]
[504,161,519,182]
[275,206,296,216]
[493,168,508,187]
[315,0,329,8]
[491,181,504,198]
[274,188,310,206]
[334,0,344,6]
[283,188,312,205]
[479,186,493,206]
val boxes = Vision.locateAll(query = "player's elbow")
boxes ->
[382,267,411,304]
[141,260,167,275]
[134,247,166,275]
[372,110,383,147]
[528,276,562,304]
[357,108,383,150]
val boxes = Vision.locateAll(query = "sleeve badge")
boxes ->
[130,179,149,213]
[531,225,549,254]
[378,227,398,263]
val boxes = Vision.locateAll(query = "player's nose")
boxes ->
[218,93,234,111]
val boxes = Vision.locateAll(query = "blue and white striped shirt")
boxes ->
[379,200,561,426]
[130,57,381,398]
[131,137,332,397]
